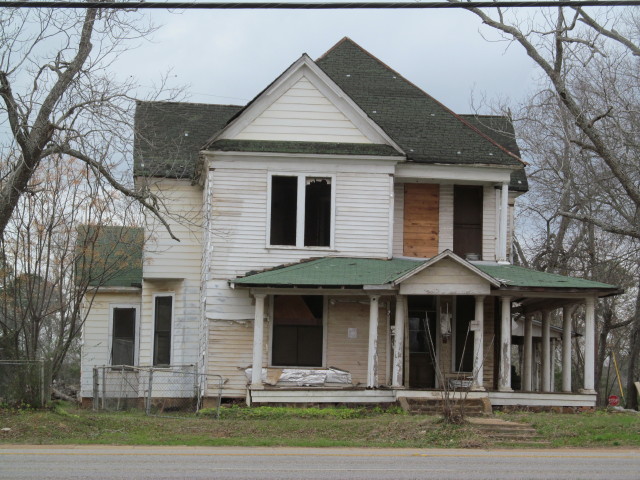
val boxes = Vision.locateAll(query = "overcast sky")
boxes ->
[113,7,542,114]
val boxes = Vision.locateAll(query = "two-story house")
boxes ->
[80,38,618,411]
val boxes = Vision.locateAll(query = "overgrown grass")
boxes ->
[1,402,638,448]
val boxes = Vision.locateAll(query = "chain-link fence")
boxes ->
[0,359,50,408]
[92,365,223,417]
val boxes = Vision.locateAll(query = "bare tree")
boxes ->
[0,6,179,241]
[455,2,640,407]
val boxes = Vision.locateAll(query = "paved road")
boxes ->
[1,445,638,479]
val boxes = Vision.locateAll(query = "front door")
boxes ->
[408,297,438,388]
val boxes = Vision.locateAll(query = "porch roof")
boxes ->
[232,256,619,294]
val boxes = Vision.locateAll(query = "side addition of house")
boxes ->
[80,38,619,411]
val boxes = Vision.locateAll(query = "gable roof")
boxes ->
[134,101,242,178]
[316,38,524,169]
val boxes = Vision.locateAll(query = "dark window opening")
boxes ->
[270,176,297,246]
[112,308,136,366]
[454,296,475,373]
[153,296,172,366]
[304,178,331,247]
[453,185,483,259]
[272,295,323,367]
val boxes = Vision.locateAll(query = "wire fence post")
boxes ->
[92,368,99,411]
[146,368,153,415]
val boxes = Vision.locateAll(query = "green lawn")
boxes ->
[1,403,638,448]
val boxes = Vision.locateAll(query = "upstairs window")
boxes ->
[269,175,333,248]
[453,185,483,260]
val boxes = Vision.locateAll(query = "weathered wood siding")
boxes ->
[438,184,454,251]
[399,258,491,296]
[482,186,497,262]
[326,299,388,386]
[392,183,404,257]
[403,184,439,258]
[235,76,372,144]
[80,291,141,398]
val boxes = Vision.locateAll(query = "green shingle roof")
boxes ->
[134,101,242,179]
[76,226,143,287]
[316,38,524,169]
[473,263,617,290]
[234,257,423,287]
[208,139,402,157]
[233,256,618,292]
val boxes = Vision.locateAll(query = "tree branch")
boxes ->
[574,7,640,57]
[558,210,640,239]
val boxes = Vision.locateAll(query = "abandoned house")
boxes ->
[79,38,619,411]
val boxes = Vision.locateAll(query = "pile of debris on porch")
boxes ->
[245,367,353,387]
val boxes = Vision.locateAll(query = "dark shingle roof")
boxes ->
[134,101,242,178]
[316,38,524,169]
[76,226,144,287]
[461,115,528,192]
[208,139,402,157]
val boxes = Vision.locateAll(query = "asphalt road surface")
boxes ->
[1,446,638,479]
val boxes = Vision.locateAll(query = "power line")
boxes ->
[0,1,639,10]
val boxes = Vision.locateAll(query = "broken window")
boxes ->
[153,295,173,366]
[111,307,136,366]
[269,175,332,248]
[272,295,323,367]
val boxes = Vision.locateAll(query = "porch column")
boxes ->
[392,295,406,388]
[472,295,485,390]
[251,293,266,389]
[499,296,513,391]
[523,313,533,391]
[498,183,509,262]
[550,338,557,392]
[562,305,575,392]
[367,295,380,388]
[582,296,596,393]
[542,309,552,392]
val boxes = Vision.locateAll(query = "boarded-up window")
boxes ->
[112,307,136,366]
[272,295,323,367]
[453,185,483,259]
[270,176,297,246]
[153,296,172,366]
[403,183,439,257]
[454,296,474,373]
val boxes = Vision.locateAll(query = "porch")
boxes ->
[231,252,619,409]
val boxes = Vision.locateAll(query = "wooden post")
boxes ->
[582,296,596,393]
[523,313,533,391]
[562,305,575,393]
[367,295,380,388]
[251,293,266,389]
[499,296,513,391]
[472,295,485,390]
[542,310,552,392]
[392,295,405,388]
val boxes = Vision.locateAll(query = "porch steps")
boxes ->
[468,417,550,446]
[399,396,491,417]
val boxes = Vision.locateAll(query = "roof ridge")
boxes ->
[135,100,243,108]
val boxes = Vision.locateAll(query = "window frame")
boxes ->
[109,303,140,367]
[151,292,175,367]
[268,294,328,368]
[266,172,336,249]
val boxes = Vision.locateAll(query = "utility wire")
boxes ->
[1,1,639,10]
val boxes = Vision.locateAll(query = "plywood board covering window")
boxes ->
[403,183,440,258]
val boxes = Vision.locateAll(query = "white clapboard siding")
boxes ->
[392,183,404,257]
[234,76,372,144]
[482,186,497,262]
[326,299,388,386]
[399,258,491,296]
[207,320,269,398]
[80,292,141,398]
[438,184,454,252]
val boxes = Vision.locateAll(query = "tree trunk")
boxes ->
[625,282,640,410]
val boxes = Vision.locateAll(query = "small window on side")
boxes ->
[112,307,136,366]
[153,296,172,366]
